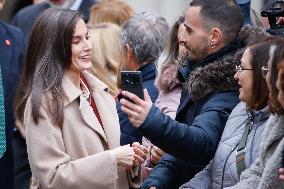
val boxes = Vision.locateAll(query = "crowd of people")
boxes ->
[1,0,284,189]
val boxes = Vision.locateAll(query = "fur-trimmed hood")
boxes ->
[183,26,267,101]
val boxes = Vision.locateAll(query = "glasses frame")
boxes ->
[235,65,254,73]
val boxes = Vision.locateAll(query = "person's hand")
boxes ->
[149,187,156,189]
[120,89,152,128]
[112,145,134,169]
[132,142,148,166]
[279,168,284,181]
[150,145,165,165]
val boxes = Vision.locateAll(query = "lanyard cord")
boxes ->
[220,144,238,189]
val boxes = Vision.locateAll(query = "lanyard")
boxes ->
[236,112,254,177]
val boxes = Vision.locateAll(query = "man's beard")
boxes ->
[187,39,209,63]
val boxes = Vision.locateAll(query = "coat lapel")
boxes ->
[78,96,107,142]
[62,74,108,143]
[82,71,120,150]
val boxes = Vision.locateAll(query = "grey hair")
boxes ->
[121,11,169,64]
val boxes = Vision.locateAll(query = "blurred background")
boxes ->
[0,0,188,25]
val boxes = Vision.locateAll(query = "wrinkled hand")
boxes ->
[150,145,165,165]
[132,142,148,166]
[279,168,284,181]
[112,145,134,169]
[120,89,152,128]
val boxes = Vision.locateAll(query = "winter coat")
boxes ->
[140,40,242,189]
[25,71,141,189]
[118,62,159,145]
[225,115,284,189]
[180,102,270,189]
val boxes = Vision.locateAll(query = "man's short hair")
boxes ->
[121,11,169,64]
[190,0,243,44]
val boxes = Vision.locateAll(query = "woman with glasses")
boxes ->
[224,40,284,189]
[180,40,273,189]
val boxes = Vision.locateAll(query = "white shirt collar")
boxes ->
[70,0,83,11]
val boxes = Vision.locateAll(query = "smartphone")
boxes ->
[121,71,144,101]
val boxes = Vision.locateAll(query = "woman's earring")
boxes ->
[211,43,216,49]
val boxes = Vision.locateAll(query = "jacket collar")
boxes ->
[190,40,241,70]
[178,40,241,83]
[249,105,271,127]
[62,70,108,107]
[138,62,156,82]
[180,40,242,101]
[62,71,110,143]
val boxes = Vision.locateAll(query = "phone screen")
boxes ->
[121,71,144,100]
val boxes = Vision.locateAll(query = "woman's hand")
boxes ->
[120,89,152,128]
[112,145,134,169]
[132,142,148,166]
[150,145,165,165]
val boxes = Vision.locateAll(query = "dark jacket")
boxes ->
[141,41,242,189]
[0,20,25,189]
[12,0,97,39]
[118,63,159,145]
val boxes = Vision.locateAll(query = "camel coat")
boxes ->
[24,71,141,189]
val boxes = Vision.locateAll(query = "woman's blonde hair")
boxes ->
[88,22,122,96]
[88,0,135,26]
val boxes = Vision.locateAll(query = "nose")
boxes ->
[234,71,239,80]
[83,39,92,51]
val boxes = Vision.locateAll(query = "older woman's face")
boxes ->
[234,49,254,104]
[276,66,284,108]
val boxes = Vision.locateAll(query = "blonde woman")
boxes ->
[88,0,135,26]
[88,22,122,96]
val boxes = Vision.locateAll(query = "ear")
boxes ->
[209,28,222,47]
[125,44,133,64]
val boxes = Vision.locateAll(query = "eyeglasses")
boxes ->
[235,65,254,73]
[261,66,269,79]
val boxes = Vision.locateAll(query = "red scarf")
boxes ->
[80,76,104,128]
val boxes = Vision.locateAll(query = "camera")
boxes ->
[261,0,284,36]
